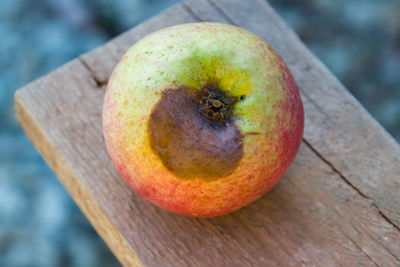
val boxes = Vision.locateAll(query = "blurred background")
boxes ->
[0,0,399,266]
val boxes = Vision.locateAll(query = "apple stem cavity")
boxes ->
[199,85,238,122]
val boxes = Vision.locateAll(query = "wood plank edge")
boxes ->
[14,87,144,267]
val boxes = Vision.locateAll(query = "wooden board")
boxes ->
[15,0,400,266]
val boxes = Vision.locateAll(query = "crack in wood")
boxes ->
[206,0,236,25]
[375,207,400,233]
[181,2,203,22]
[303,138,400,233]
[362,215,400,263]
[79,58,108,88]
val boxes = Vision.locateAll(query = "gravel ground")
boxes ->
[0,0,398,266]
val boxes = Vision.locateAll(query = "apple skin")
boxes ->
[103,22,304,217]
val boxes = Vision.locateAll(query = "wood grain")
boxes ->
[15,1,400,266]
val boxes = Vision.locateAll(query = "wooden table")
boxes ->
[15,0,400,266]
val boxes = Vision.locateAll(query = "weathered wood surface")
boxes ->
[15,0,400,266]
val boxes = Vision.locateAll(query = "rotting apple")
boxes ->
[103,22,304,217]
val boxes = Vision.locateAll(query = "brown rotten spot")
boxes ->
[147,85,243,181]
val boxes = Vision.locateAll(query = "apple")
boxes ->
[103,22,304,217]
